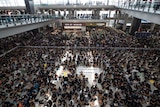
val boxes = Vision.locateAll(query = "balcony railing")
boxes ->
[0,14,57,28]
[0,13,127,28]
[116,1,160,14]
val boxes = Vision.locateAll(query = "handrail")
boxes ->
[0,14,58,27]
[0,13,127,27]
[116,1,160,14]
[0,45,159,58]
[0,46,18,57]
[19,46,160,50]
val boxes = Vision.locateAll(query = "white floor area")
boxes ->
[56,65,103,86]
[76,66,103,85]
[56,50,103,86]
[54,50,158,107]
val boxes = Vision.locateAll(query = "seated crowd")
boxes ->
[0,29,52,55]
[0,27,160,107]
[0,27,160,55]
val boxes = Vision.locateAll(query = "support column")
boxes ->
[24,0,35,14]
[117,11,121,24]
[97,10,100,19]
[150,23,156,31]
[129,17,141,35]
[92,9,94,19]
[32,29,39,35]
[74,10,77,18]
[64,9,67,19]
[108,10,111,26]
[52,10,55,16]
[93,9,100,19]
[58,10,61,17]
[48,9,52,15]
[69,10,74,19]
[113,10,118,28]
[115,10,121,28]
[108,10,111,18]
[107,0,109,5]
[122,14,128,31]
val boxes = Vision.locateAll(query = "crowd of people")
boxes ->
[1,27,160,56]
[27,27,140,47]
[14,27,160,48]
[0,27,160,107]
[0,29,53,55]
[0,47,159,107]
[0,31,35,55]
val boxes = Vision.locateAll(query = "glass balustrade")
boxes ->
[1,1,158,28]
[0,0,159,14]
[116,1,160,14]
[0,14,58,28]
[0,12,126,28]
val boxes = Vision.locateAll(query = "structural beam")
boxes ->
[120,9,160,25]
[0,20,57,38]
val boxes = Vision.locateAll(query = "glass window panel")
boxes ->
[7,0,16,6]
[0,0,25,6]
[110,10,116,17]
[0,0,119,6]
[1,0,7,6]
[0,1,4,6]
[15,0,25,6]
[40,0,48,4]
[34,0,41,5]
[56,0,64,4]
[48,0,54,4]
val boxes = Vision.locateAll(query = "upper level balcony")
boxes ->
[0,14,59,38]
[115,0,160,14]
[0,0,159,14]
[0,14,56,28]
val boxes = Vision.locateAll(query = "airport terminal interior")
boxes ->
[0,0,160,107]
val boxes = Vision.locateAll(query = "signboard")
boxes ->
[63,22,106,27]
[62,23,85,26]
[64,23,82,26]
[63,23,84,29]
